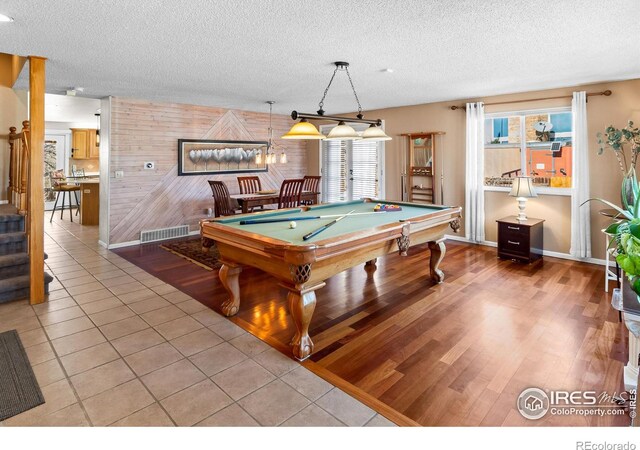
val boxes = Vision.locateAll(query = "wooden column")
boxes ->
[28,56,46,305]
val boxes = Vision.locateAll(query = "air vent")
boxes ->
[140,225,189,243]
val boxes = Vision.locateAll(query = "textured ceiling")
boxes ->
[45,94,100,123]
[2,0,639,115]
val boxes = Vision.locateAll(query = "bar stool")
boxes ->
[71,168,86,216]
[49,171,81,223]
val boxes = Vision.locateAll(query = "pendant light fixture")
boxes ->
[95,113,101,147]
[266,101,286,165]
[282,62,391,142]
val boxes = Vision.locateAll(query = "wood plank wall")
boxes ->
[109,98,308,244]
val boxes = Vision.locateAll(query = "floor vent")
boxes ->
[140,225,189,244]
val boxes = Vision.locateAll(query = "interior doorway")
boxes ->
[44,94,101,222]
[44,130,71,210]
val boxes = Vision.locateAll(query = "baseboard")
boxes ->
[444,234,612,267]
[98,240,108,249]
[107,229,200,249]
[108,239,140,249]
[0,200,7,205]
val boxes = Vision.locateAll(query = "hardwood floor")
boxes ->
[115,239,630,426]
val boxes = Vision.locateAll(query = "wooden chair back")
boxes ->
[302,175,321,205]
[278,178,304,209]
[303,175,321,193]
[237,176,262,194]
[208,180,235,217]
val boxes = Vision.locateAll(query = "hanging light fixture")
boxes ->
[265,101,286,164]
[282,61,391,141]
[361,123,392,141]
[95,113,101,147]
[325,121,360,141]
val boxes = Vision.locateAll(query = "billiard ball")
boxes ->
[289,221,296,229]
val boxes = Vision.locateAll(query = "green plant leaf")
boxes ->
[582,198,632,219]
[605,222,621,234]
[629,223,640,239]
[618,254,636,274]
[631,275,640,295]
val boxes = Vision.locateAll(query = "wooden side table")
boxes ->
[496,216,544,263]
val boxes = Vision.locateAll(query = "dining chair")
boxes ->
[49,170,81,223]
[302,175,321,205]
[237,176,265,212]
[237,176,262,194]
[208,180,236,217]
[277,178,304,209]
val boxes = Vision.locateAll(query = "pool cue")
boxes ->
[239,211,384,225]
[302,210,356,241]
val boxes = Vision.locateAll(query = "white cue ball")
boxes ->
[289,221,296,229]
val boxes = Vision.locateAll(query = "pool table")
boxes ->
[200,199,462,360]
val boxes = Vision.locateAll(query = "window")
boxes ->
[320,123,385,203]
[484,108,573,189]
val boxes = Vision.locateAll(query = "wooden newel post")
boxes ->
[8,126,16,204]
[19,120,29,215]
[28,56,46,305]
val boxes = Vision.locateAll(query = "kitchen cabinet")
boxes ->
[71,128,98,160]
[77,179,99,225]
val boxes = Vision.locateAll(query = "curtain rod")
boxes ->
[449,89,612,111]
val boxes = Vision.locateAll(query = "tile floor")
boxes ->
[0,217,395,427]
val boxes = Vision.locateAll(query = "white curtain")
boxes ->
[570,91,591,258]
[464,102,485,242]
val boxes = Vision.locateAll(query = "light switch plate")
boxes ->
[536,163,545,169]
[144,162,155,170]
[115,170,124,178]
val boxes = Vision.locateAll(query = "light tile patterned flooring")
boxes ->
[0,217,395,427]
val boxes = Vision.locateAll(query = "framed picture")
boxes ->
[177,139,269,176]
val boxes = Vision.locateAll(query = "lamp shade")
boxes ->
[281,119,325,140]
[361,124,392,141]
[509,177,538,198]
[324,121,361,141]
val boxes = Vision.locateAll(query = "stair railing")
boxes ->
[8,121,30,219]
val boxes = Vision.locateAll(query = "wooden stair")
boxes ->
[0,204,52,304]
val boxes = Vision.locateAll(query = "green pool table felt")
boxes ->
[215,200,446,244]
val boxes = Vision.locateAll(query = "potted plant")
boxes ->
[594,121,640,294]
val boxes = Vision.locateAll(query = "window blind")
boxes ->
[321,139,348,203]
[351,139,379,199]
[320,123,383,203]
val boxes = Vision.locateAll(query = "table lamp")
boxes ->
[509,176,537,222]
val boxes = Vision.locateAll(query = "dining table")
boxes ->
[230,190,320,214]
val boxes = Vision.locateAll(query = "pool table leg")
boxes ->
[429,239,446,283]
[219,262,243,316]
[365,258,377,267]
[283,282,325,361]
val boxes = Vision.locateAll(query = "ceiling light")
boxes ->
[282,61,389,141]
[0,14,14,22]
[325,121,361,141]
[95,113,101,147]
[281,118,326,139]
[382,68,394,73]
[265,101,287,164]
[361,124,392,141]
